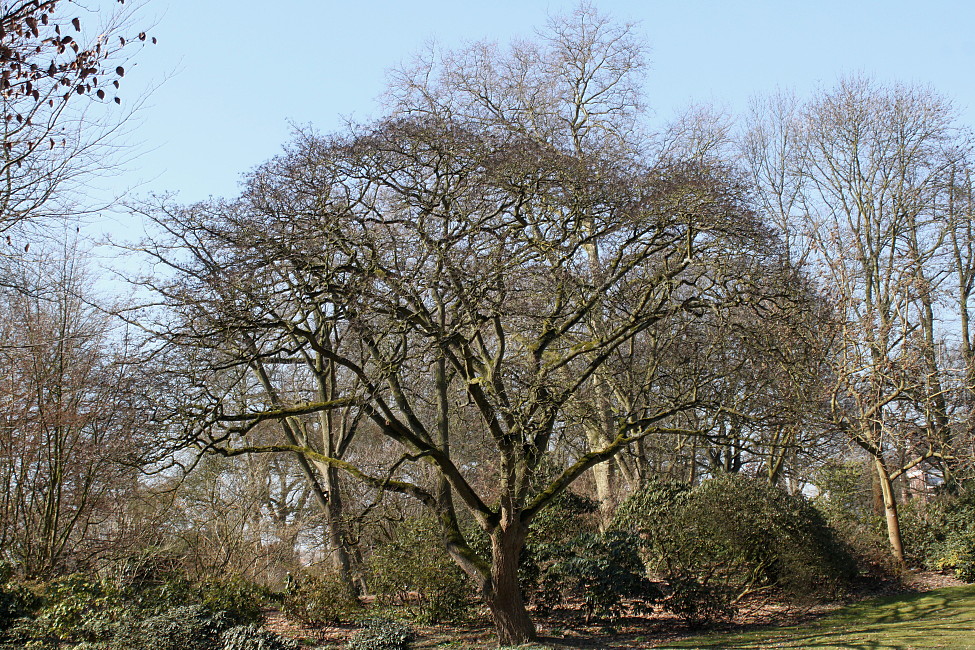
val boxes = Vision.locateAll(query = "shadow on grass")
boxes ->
[654,585,975,649]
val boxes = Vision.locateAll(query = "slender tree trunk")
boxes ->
[873,456,906,568]
[484,518,536,646]
[871,465,885,516]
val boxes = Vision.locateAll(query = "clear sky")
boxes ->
[109,0,975,207]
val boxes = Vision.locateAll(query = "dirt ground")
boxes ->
[264,571,967,649]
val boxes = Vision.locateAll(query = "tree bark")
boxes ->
[587,426,619,528]
[873,456,906,568]
[322,463,355,588]
[484,519,536,646]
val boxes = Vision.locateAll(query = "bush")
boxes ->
[533,531,658,621]
[282,570,361,626]
[367,517,471,624]
[346,617,414,650]
[200,577,272,626]
[812,460,896,573]
[0,567,282,649]
[901,485,975,582]
[615,475,857,622]
[0,563,39,632]
[663,574,737,625]
[115,604,232,650]
[0,583,37,631]
[29,573,129,643]
[219,624,299,650]
[519,490,600,602]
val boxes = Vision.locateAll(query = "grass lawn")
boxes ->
[654,585,975,649]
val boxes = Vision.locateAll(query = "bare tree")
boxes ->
[136,107,782,643]
[743,76,972,565]
[0,243,143,575]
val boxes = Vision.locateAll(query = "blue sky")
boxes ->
[110,0,975,205]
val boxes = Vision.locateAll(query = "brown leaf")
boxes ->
[152,36,157,45]
[119,36,125,46]
[116,66,124,77]
[96,89,104,99]
[138,31,146,41]
[72,17,80,31]
[114,96,120,104]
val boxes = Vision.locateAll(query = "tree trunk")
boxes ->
[485,520,536,646]
[871,462,885,516]
[873,456,906,568]
[588,448,618,527]
[322,464,356,590]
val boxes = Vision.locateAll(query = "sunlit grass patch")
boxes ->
[656,585,975,649]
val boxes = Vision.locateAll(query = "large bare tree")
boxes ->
[136,108,783,643]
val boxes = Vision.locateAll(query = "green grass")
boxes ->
[656,585,975,649]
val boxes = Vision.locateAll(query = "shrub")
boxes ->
[282,570,361,626]
[200,577,272,625]
[519,490,600,603]
[901,485,975,582]
[812,460,896,573]
[346,617,414,650]
[0,567,280,649]
[120,570,196,615]
[0,563,39,632]
[0,583,37,631]
[663,574,737,625]
[615,475,857,622]
[219,624,299,650]
[30,573,129,643]
[367,517,471,624]
[115,604,232,650]
[533,531,658,621]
